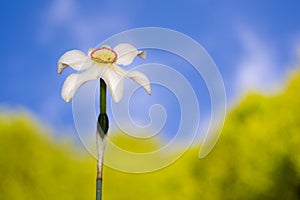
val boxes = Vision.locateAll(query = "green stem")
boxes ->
[96,78,109,200]
[100,79,106,114]
[96,178,102,200]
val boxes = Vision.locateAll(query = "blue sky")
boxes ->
[1,0,300,141]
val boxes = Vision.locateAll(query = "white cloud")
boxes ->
[47,0,76,25]
[288,32,300,66]
[235,28,283,96]
[37,0,132,48]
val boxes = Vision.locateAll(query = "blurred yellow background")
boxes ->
[1,69,300,200]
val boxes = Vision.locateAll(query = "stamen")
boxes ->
[91,47,118,63]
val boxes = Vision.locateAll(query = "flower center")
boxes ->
[91,47,117,63]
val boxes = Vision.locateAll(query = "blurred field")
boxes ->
[1,70,300,199]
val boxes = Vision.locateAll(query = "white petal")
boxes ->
[57,50,90,74]
[101,67,124,103]
[113,64,151,95]
[88,48,94,57]
[138,50,146,59]
[114,43,139,66]
[61,64,104,103]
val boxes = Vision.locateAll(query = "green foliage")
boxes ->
[0,115,95,200]
[1,70,300,199]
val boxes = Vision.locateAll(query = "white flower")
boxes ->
[57,43,151,103]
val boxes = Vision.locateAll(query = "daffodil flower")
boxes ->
[57,43,151,103]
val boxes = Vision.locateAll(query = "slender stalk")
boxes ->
[96,78,109,200]
[100,78,107,114]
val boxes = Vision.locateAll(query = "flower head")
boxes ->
[57,43,150,103]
